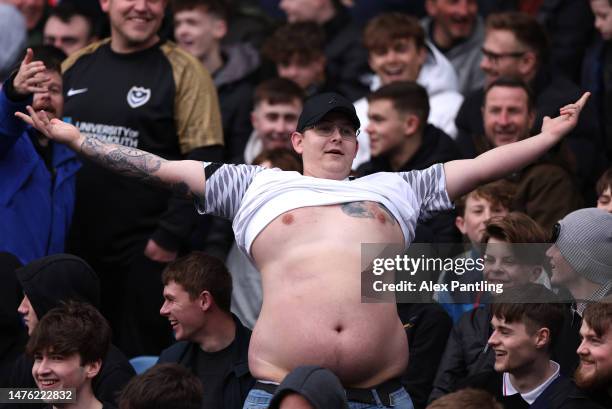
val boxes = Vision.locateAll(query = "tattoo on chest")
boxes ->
[340,202,397,225]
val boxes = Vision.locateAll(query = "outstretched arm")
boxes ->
[444,92,590,201]
[16,106,206,198]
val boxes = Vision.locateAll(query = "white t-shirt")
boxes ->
[503,361,561,404]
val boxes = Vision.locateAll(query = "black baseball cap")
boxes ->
[296,92,360,133]
[269,366,349,409]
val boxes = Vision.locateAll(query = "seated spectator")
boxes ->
[262,22,332,97]
[425,388,502,409]
[172,0,260,164]
[0,4,26,83]
[243,78,304,164]
[267,366,348,409]
[479,77,582,231]
[596,167,612,212]
[575,300,612,408]
[459,284,602,409]
[354,13,463,168]
[43,2,98,56]
[119,363,203,409]
[430,213,581,401]
[455,11,604,200]
[357,81,461,246]
[435,180,514,322]
[546,208,612,315]
[27,301,115,409]
[279,0,370,101]
[158,252,254,409]
[0,45,80,265]
[422,0,486,96]
[9,254,135,406]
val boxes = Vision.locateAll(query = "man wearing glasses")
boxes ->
[18,90,588,409]
[454,11,602,174]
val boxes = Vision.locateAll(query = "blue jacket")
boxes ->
[0,87,80,264]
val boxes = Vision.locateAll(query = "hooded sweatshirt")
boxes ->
[4,254,134,408]
[352,42,463,169]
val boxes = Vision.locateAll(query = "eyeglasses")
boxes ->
[305,122,360,139]
[550,222,561,243]
[481,47,526,65]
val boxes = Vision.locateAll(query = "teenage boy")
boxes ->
[353,12,463,168]
[27,301,114,409]
[459,284,602,409]
[435,180,514,322]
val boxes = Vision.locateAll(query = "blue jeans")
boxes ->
[242,385,415,409]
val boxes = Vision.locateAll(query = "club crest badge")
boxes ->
[126,86,151,108]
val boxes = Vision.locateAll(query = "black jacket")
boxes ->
[3,254,135,408]
[429,303,581,402]
[397,303,452,409]
[357,124,462,247]
[158,314,254,409]
[459,370,605,409]
[322,8,370,101]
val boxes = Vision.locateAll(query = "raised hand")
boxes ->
[13,48,50,96]
[541,92,590,141]
[15,106,83,148]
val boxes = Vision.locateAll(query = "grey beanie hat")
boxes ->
[555,208,612,284]
[0,4,26,82]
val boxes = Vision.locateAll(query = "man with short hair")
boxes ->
[575,301,612,408]
[158,252,254,409]
[357,81,461,244]
[243,78,304,164]
[61,0,224,356]
[480,77,582,231]
[43,3,97,56]
[18,86,590,409]
[262,22,329,97]
[27,301,114,409]
[422,0,485,96]
[455,11,603,192]
[278,0,369,101]
[0,45,79,265]
[354,12,463,168]
[172,0,259,164]
[546,208,612,315]
[119,363,203,409]
[459,284,602,409]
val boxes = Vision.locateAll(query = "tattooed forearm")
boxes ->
[341,201,397,224]
[79,136,191,196]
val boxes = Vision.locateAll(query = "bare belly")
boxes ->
[249,202,409,387]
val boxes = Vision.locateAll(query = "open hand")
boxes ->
[15,106,83,148]
[541,92,590,141]
[13,48,50,96]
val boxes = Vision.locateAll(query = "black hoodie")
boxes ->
[3,254,134,408]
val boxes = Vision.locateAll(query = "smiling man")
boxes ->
[458,284,603,409]
[18,88,590,409]
[27,301,114,409]
[158,252,254,409]
[575,301,612,407]
[60,0,224,356]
